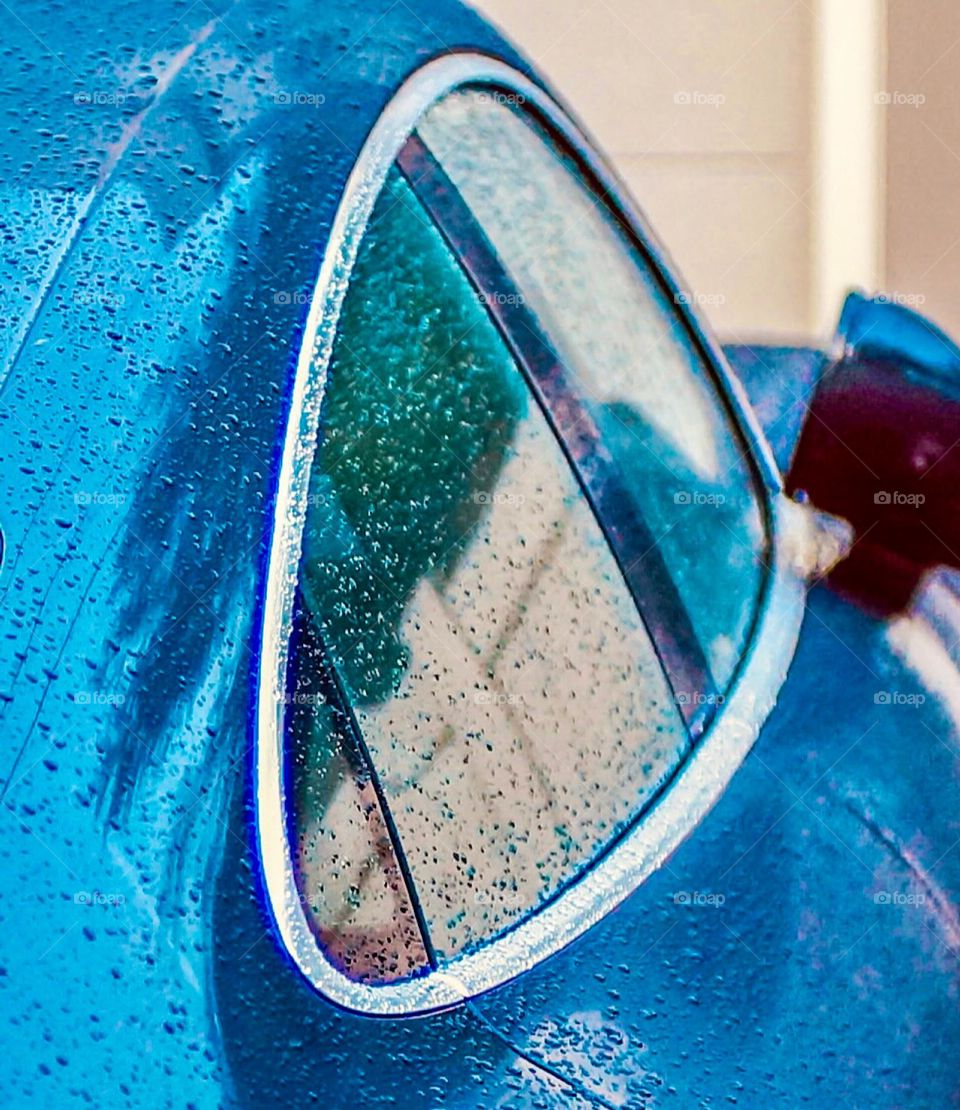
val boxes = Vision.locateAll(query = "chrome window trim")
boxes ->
[256,52,810,1017]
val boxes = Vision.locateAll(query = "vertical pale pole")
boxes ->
[812,0,887,338]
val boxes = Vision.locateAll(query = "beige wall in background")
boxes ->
[886,1,960,338]
[470,0,819,340]
[811,0,885,336]
[470,1,960,344]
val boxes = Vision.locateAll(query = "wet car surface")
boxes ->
[0,1,958,1107]
[472,582,960,1106]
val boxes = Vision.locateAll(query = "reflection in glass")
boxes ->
[287,171,686,964]
[418,90,766,690]
[287,604,430,984]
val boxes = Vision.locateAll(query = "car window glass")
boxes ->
[417,90,766,692]
[286,603,431,984]
[286,170,687,964]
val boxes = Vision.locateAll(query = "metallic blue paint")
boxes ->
[1,1,957,1106]
[0,2,559,1104]
[473,582,960,1105]
[839,290,960,394]
[722,344,828,473]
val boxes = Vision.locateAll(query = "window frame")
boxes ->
[256,52,810,1017]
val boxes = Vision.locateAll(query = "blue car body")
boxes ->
[1,1,958,1106]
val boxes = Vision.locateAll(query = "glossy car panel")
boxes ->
[0,0,956,1106]
[722,344,828,473]
[0,1,558,1104]
[473,584,960,1105]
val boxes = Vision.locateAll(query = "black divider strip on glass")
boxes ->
[286,588,440,971]
[397,133,717,735]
